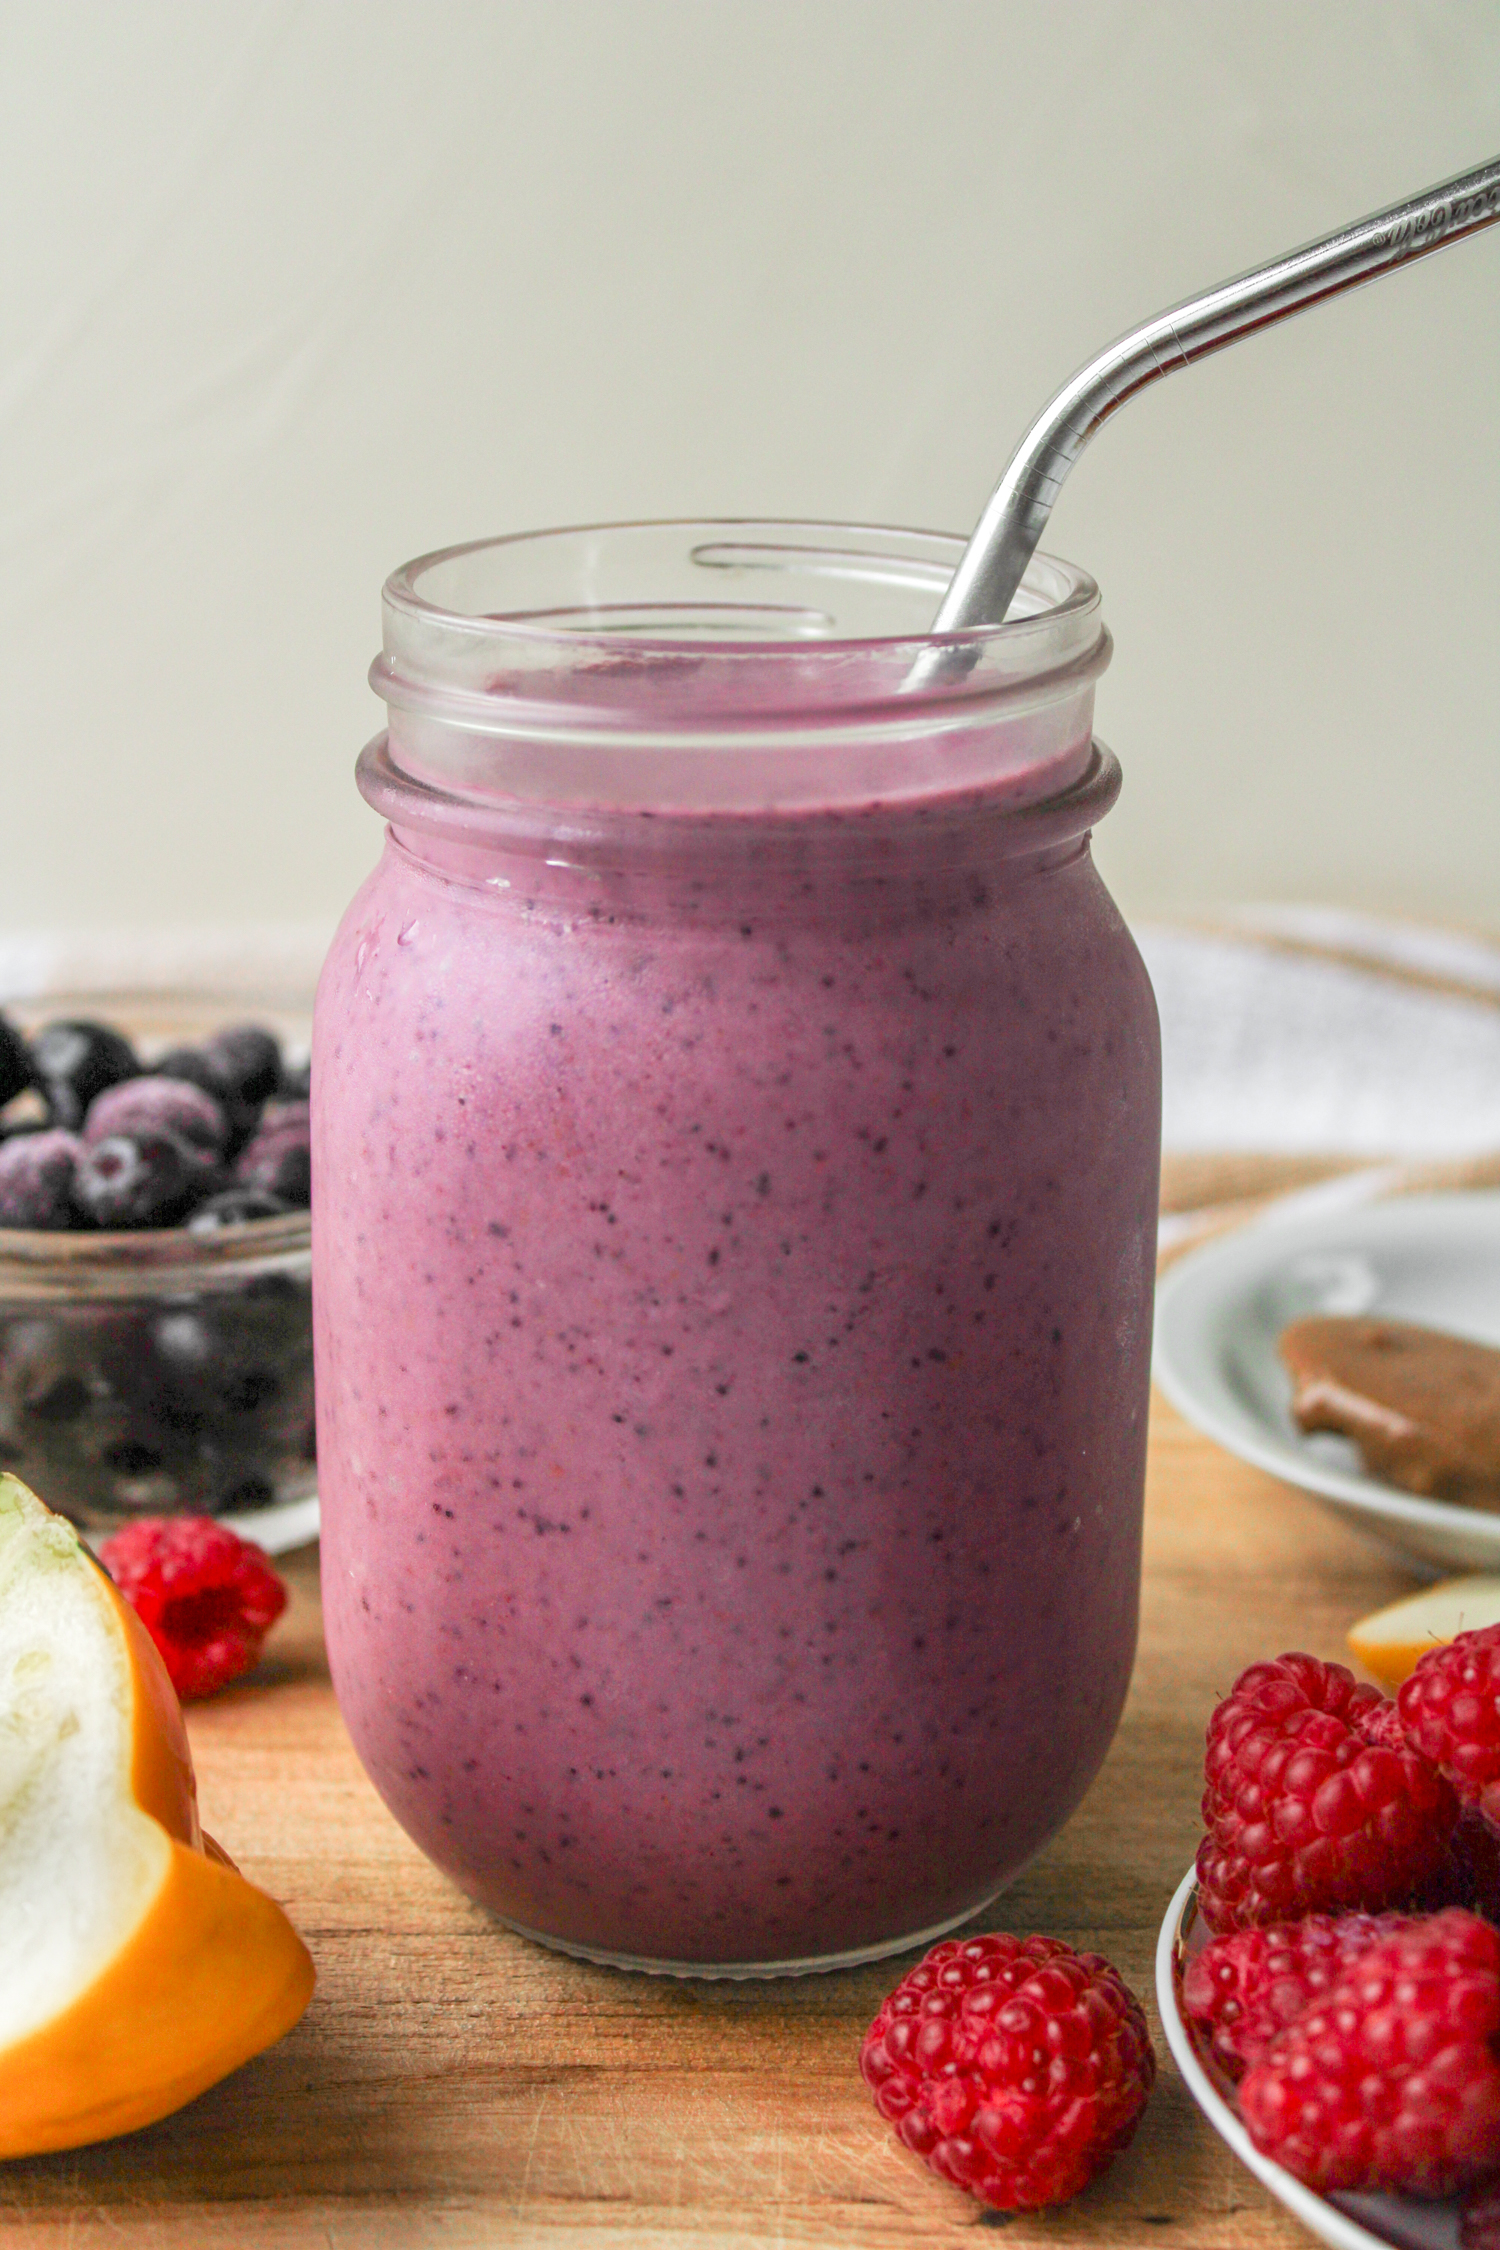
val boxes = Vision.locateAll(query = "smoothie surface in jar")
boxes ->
[314,526,1159,1971]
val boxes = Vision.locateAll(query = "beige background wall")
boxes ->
[2,0,1497,957]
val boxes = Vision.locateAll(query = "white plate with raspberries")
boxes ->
[1158,1872,1471,2250]
[1159,1631,1500,2250]
[1154,1191,1500,1574]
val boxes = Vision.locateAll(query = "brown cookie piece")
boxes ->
[1279,1315,1500,1509]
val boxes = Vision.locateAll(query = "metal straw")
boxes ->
[928,152,1500,645]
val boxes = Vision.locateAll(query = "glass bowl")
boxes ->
[0,1210,316,1546]
[0,974,319,1550]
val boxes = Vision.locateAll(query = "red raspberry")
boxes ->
[1424,1807,1500,1923]
[859,1933,1155,2211]
[1240,1909,1500,2198]
[1181,1912,1414,2078]
[1400,1626,1500,1824]
[100,1515,287,1700]
[1196,1652,1457,1931]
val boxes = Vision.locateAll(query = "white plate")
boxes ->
[83,1491,319,1558]
[219,1489,319,1554]
[1153,1192,1500,1573]
[1156,1868,1460,2250]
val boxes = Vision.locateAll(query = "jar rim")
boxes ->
[369,519,1109,821]
[383,519,1100,659]
[0,1209,310,1302]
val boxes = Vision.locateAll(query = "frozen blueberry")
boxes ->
[236,1102,310,1207]
[187,1187,290,1236]
[150,1047,223,1099]
[0,1130,85,1229]
[216,1472,277,1515]
[201,1024,282,1109]
[260,1098,308,1133]
[29,1020,139,1129]
[150,1309,217,1370]
[74,1131,208,1228]
[134,1294,308,1451]
[0,1012,29,1108]
[150,1046,258,1156]
[278,1054,311,1101]
[0,1316,91,1422]
[84,1075,228,1160]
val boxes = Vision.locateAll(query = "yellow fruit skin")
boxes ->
[0,1839,314,2157]
[0,1503,313,2157]
[1345,1630,1429,1689]
[117,1595,201,1849]
[1347,1576,1500,1690]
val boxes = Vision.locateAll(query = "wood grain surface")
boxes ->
[0,1395,1428,2248]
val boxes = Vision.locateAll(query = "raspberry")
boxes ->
[1400,1627,1500,1824]
[1239,1909,1500,2198]
[1196,1652,1457,1931]
[1181,1912,1414,2078]
[99,1515,287,1700]
[1404,1804,1500,1924]
[859,1933,1155,2211]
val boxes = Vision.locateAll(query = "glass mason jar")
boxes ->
[313,522,1160,1975]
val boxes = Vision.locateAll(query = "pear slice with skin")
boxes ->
[1347,1573,1500,1690]
[0,1474,313,2157]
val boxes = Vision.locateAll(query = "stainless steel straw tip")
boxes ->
[928,152,1500,645]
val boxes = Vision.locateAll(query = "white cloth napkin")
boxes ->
[1140,909,1500,1161]
[4,908,1498,1168]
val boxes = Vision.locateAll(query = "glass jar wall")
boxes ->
[312,523,1160,1973]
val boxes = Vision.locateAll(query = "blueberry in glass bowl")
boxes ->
[0,1007,315,1541]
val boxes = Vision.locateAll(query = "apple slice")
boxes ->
[1347,1573,1500,1689]
[0,1474,314,2156]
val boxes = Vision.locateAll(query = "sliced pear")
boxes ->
[0,1475,313,2156]
[1347,1573,1500,1689]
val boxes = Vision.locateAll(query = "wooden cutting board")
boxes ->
[0,1395,1428,2247]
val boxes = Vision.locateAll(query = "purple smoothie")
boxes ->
[313,524,1160,1971]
